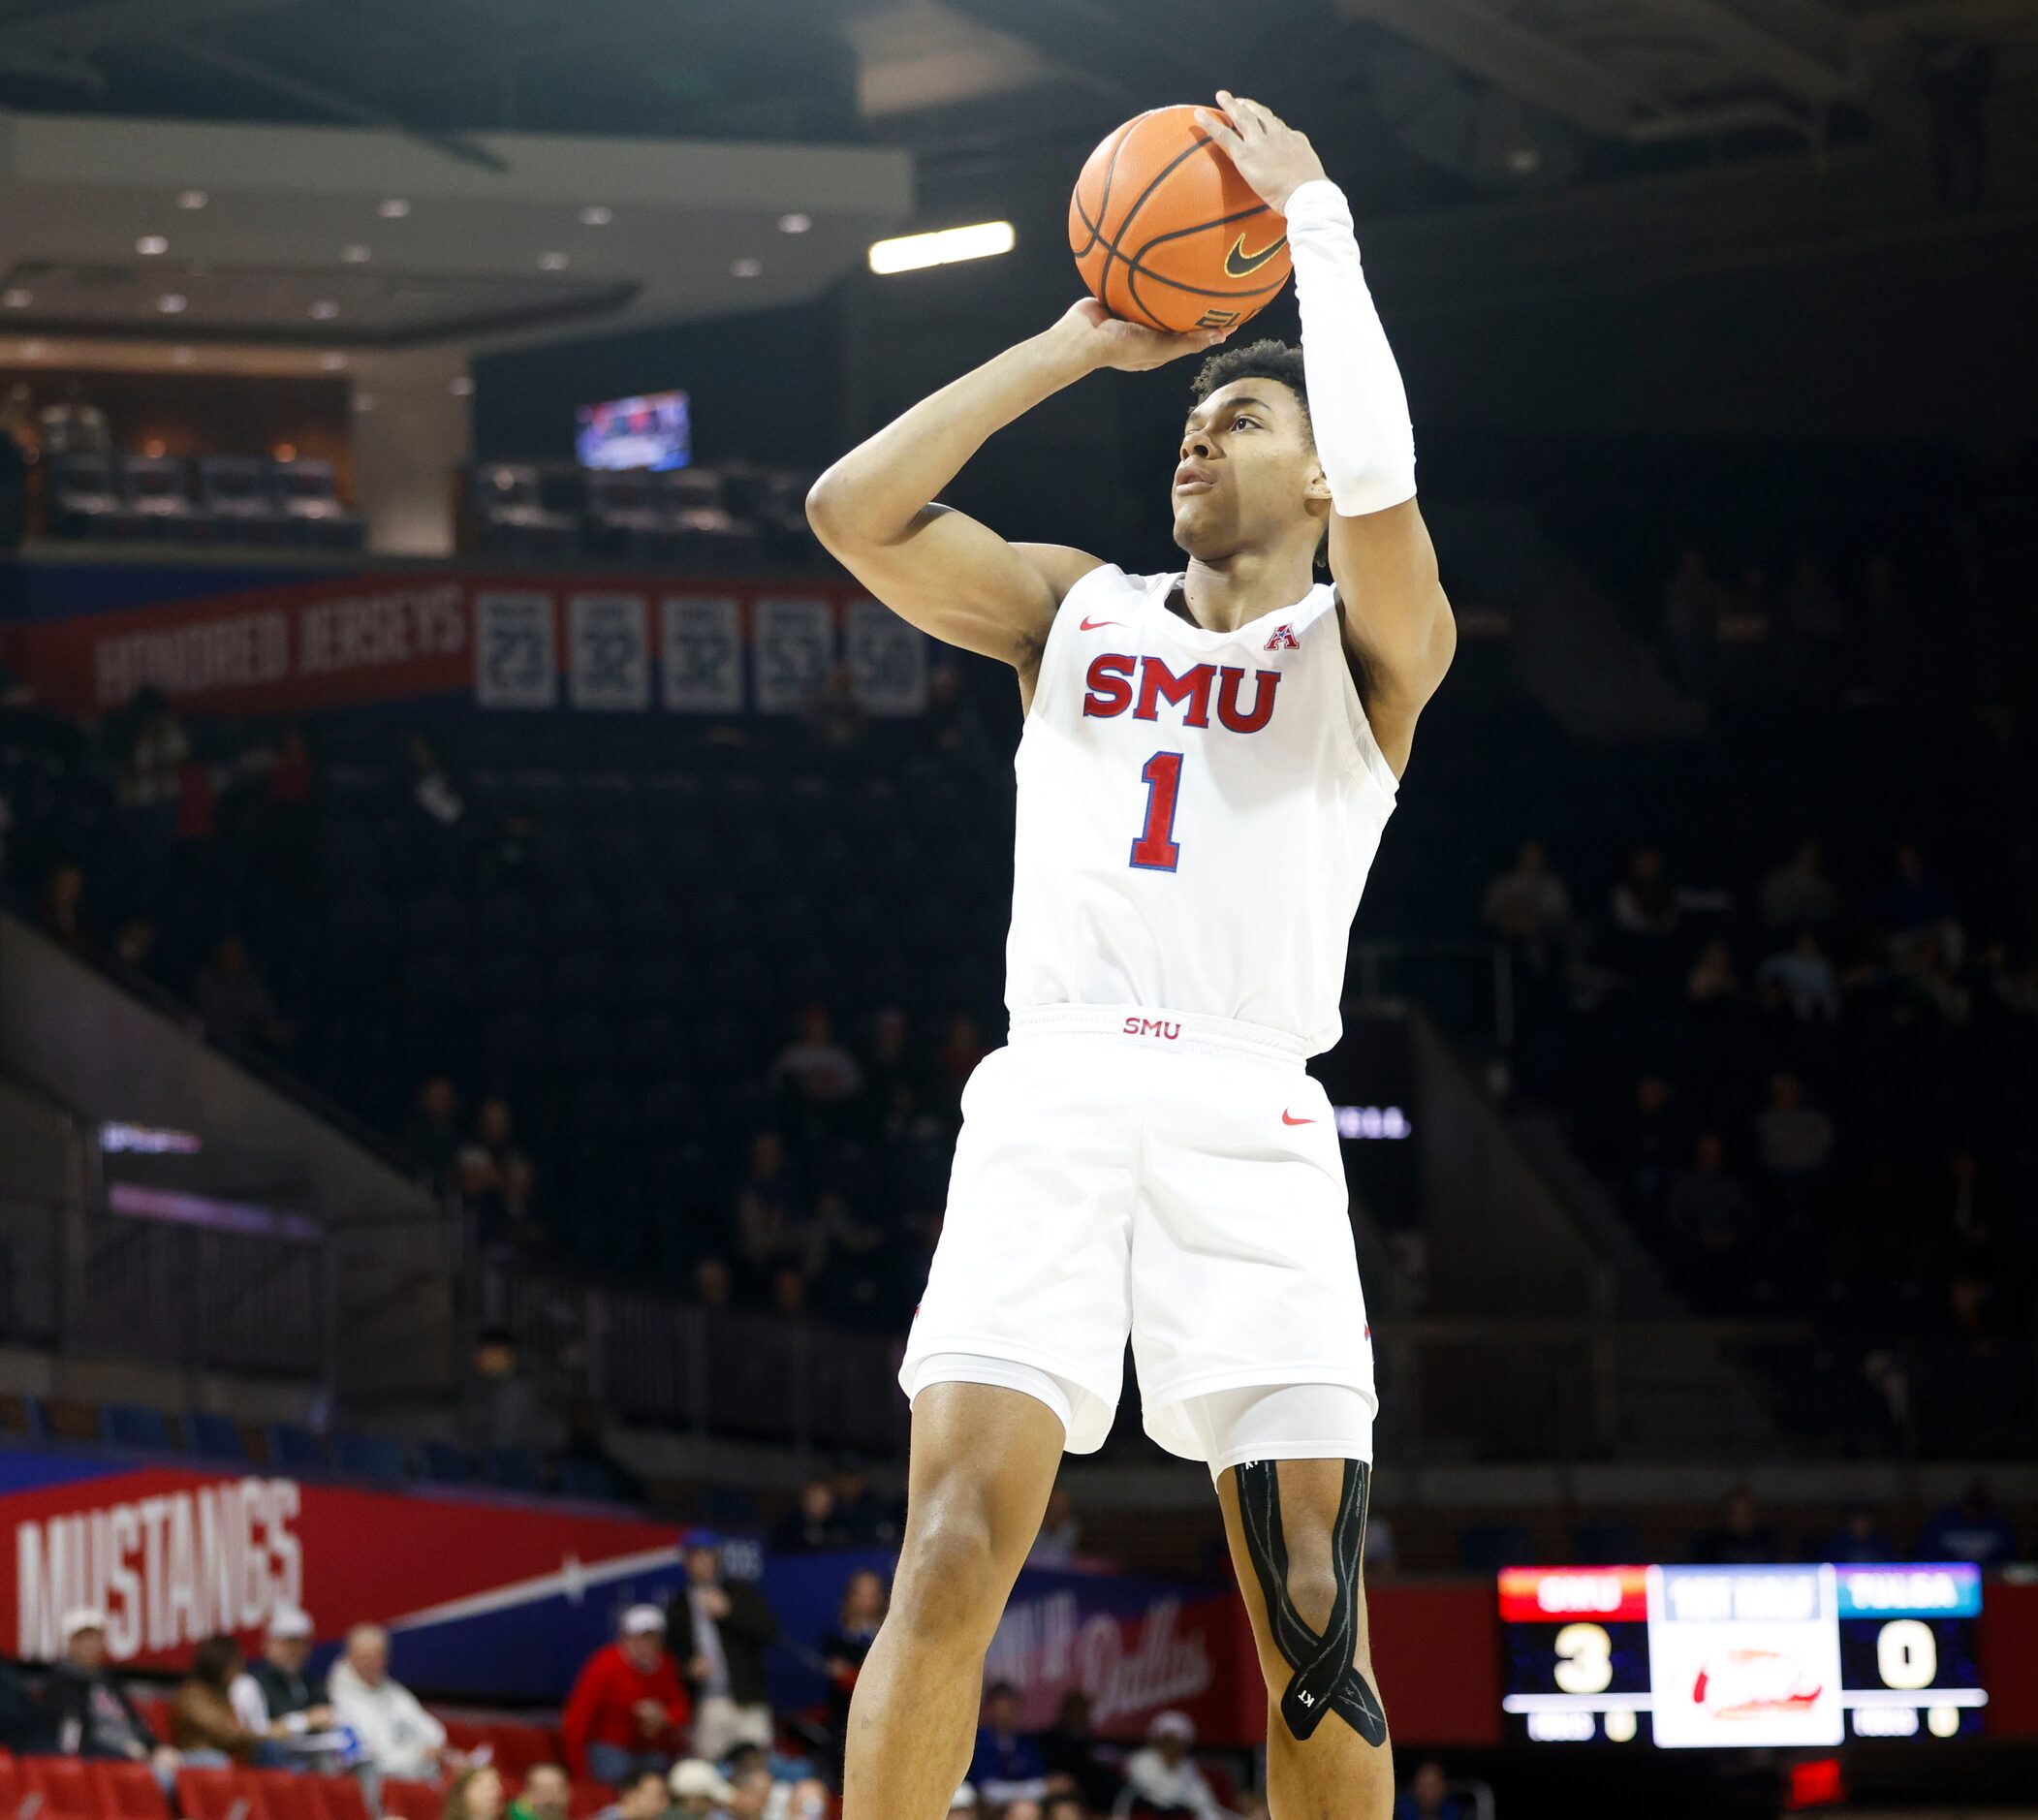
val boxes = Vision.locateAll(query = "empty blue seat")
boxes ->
[1458,1523,1536,1575]
[483,1447,546,1493]
[267,1422,328,1473]
[331,1432,409,1481]
[184,1411,249,1462]
[417,1440,471,1485]
[100,1403,173,1452]
[557,1457,619,1502]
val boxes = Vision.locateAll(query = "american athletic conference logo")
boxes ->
[1264,622,1301,651]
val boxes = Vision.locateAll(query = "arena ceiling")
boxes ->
[0,0,2029,344]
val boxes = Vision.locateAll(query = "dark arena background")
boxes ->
[0,3,2034,1818]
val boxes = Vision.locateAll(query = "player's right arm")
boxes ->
[807,301,1228,688]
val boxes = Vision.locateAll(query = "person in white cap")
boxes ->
[1124,1712,1239,1820]
[38,1608,183,1787]
[232,1607,337,1744]
[563,1605,689,1786]
[667,1759,736,1818]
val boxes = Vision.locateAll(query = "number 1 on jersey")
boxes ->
[1130,750,1184,871]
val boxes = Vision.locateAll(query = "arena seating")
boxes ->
[42,453,365,549]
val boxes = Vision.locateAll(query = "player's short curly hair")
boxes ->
[1189,337,1313,441]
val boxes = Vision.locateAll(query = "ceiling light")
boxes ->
[868,220,1016,275]
[354,393,376,412]
[320,352,348,371]
[731,258,764,279]
[341,243,371,264]
[2,289,30,309]
[142,439,167,459]
[157,294,188,314]
[378,198,409,219]
[539,251,570,271]
[450,375,475,397]
[137,235,169,257]
[580,205,612,227]
[1506,144,1542,174]
[274,442,297,461]
[309,299,340,320]
[172,347,195,365]
[778,212,812,235]
[176,190,207,210]
[21,340,46,361]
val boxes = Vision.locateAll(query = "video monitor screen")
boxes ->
[576,390,691,472]
[1499,1563,1984,1748]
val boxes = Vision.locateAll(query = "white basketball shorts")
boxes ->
[898,1003,1377,1466]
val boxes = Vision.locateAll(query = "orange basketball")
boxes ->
[1069,104,1292,336]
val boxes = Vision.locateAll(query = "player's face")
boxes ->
[1172,379,1327,561]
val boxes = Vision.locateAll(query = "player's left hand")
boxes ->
[1194,91,1327,214]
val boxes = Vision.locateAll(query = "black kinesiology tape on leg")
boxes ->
[1236,1458,1388,1745]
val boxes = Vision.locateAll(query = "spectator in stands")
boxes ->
[194,935,294,1054]
[1878,844,1961,965]
[692,1258,734,1309]
[41,1607,182,1783]
[1665,1134,1756,1293]
[1754,1073,1835,1188]
[232,1606,334,1750]
[1482,840,1574,970]
[771,1006,864,1117]
[1123,1711,1235,1820]
[735,1131,815,1294]
[510,1765,572,1820]
[562,1604,690,1785]
[329,1623,450,1783]
[1760,930,1841,1024]
[117,691,191,837]
[667,1761,736,1820]
[111,915,157,975]
[1918,1478,2020,1566]
[969,1682,1049,1812]
[1610,1074,1686,1224]
[768,1265,809,1317]
[860,1008,929,1132]
[455,1099,539,1245]
[772,1476,847,1553]
[668,1530,777,1760]
[443,1765,506,1820]
[402,1077,465,1185]
[1761,839,1837,932]
[722,1756,828,1820]
[465,1327,551,1458]
[173,1634,278,1765]
[1610,845,1680,946]
[1036,1690,1120,1815]
[407,736,464,830]
[829,1458,895,1546]
[1028,1489,1082,1568]
[605,1766,683,1820]
[1821,1506,1897,1564]
[38,861,92,950]
[1690,1488,1781,1565]
[1392,1760,1464,1820]
[935,1015,988,1103]
[1660,549,1719,691]
[822,1569,888,1768]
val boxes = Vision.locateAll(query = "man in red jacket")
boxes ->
[563,1606,692,1785]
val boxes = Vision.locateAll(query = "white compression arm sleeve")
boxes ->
[1285,177,1417,518]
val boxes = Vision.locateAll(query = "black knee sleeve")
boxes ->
[1235,1458,1389,1746]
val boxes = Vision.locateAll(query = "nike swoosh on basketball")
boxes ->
[1281,1110,1315,1126]
[1224,231,1287,279]
[1079,615,1123,631]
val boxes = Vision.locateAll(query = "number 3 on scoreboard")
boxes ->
[1130,750,1185,871]
[1552,1622,1615,1697]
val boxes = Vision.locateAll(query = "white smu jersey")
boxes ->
[1004,564,1400,1056]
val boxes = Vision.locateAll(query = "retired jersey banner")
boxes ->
[0,560,924,719]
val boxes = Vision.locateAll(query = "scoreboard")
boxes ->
[1499,1563,1985,1748]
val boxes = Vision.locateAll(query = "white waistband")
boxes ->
[1007,1004,1307,1070]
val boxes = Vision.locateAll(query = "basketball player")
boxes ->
[806,94,1452,1820]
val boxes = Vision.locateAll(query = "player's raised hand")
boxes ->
[1195,91,1327,214]
[1053,298,1230,374]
